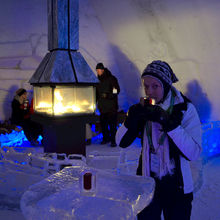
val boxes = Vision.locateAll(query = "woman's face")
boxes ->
[21,92,27,100]
[142,76,164,103]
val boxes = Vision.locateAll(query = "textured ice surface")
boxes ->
[21,166,155,220]
[0,148,46,209]
[0,147,87,209]
[191,157,220,220]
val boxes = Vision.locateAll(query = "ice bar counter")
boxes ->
[21,166,155,220]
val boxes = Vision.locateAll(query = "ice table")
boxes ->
[21,166,155,220]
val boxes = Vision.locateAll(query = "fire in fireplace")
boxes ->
[33,85,96,116]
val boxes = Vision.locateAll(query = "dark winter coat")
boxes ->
[11,96,29,125]
[96,68,120,114]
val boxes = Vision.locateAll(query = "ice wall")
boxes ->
[0,0,47,121]
[0,0,219,121]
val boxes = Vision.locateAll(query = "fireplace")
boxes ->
[33,85,96,116]
[29,0,99,156]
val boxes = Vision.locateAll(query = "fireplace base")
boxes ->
[31,114,98,156]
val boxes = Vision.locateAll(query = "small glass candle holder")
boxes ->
[79,169,97,196]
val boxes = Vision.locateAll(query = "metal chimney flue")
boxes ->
[48,0,79,51]
[30,0,98,85]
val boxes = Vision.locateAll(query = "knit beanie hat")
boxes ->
[141,60,178,99]
[96,63,105,70]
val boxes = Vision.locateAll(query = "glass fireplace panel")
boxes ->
[34,87,53,115]
[53,86,96,115]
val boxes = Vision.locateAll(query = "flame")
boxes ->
[38,102,52,108]
[35,90,95,115]
[71,105,81,112]
[81,100,89,105]
[89,104,94,110]
[53,91,90,115]
[54,91,63,101]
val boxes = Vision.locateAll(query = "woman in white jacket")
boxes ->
[116,60,202,220]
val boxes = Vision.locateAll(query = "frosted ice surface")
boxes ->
[191,157,220,220]
[0,148,46,208]
[21,166,155,220]
[0,147,87,209]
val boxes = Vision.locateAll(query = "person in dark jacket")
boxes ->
[96,63,120,147]
[11,88,42,146]
[116,60,202,220]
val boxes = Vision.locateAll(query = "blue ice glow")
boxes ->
[90,124,103,144]
[0,128,42,147]
[202,121,220,157]
[0,129,27,147]
[1,122,220,157]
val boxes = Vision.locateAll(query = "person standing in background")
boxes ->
[96,63,120,147]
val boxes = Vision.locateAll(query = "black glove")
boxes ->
[100,93,108,98]
[100,93,116,99]
[107,93,116,99]
[120,104,146,148]
[124,104,147,130]
[143,105,183,132]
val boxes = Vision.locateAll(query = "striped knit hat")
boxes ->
[141,60,178,86]
[141,60,178,100]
